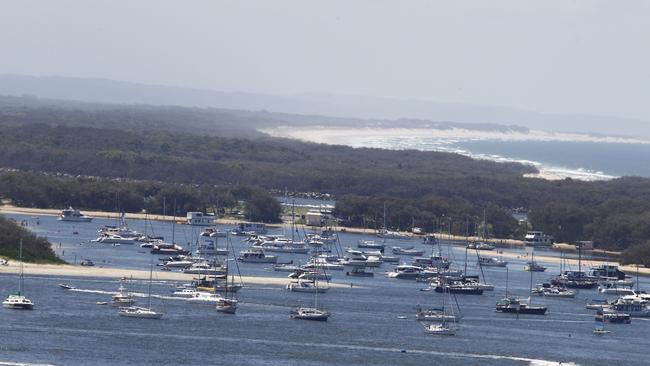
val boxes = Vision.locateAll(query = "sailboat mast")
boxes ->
[529,251,534,304]
[148,258,153,310]
[19,238,24,295]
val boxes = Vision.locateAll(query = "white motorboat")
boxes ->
[273,263,303,272]
[59,207,93,222]
[111,282,134,306]
[182,262,227,275]
[477,256,508,267]
[171,288,199,298]
[3,239,34,310]
[237,249,277,263]
[93,234,137,245]
[386,265,422,280]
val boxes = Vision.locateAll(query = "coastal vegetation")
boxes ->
[0,216,63,263]
[0,98,649,263]
[0,171,282,223]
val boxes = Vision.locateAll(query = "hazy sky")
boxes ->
[1,1,649,121]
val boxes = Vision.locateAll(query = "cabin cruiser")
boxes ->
[357,240,385,251]
[496,297,547,314]
[183,262,227,276]
[186,212,216,226]
[524,231,553,247]
[111,283,134,306]
[290,306,330,321]
[595,309,631,323]
[171,288,200,298]
[477,256,508,267]
[392,246,425,256]
[610,296,650,317]
[93,234,137,245]
[598,282,635,296]
[591,264,628,280]
[303,257,344,271]
[252,236,309,254]
[237,249,277,263]
[59,207,93,222]
[386,265,422,279]
[151,242,190,255]
[340,249,371,267]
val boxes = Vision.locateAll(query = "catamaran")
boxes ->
[3,239,34,310]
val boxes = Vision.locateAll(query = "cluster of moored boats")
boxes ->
[7,207,650,335]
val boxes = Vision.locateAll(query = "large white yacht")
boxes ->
[186,212,216,226]
[524,231,553,247]
[59,207,93,222]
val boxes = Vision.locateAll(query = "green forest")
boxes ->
[0,216,63,263]
[1,98,650,264]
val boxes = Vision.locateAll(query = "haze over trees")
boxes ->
[1,97,650,262]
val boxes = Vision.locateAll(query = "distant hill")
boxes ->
[1,74,648,138]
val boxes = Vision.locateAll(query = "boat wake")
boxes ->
[0,324,578,365]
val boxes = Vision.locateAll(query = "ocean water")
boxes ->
[1,214,649,365]
[457,140,650,178]
[339,133,650,180]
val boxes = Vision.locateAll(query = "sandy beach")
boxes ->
[0,261,350,288]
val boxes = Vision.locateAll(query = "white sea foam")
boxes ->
[264,126,628,181]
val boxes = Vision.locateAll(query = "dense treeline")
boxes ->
[1,101,650,263]
[0,171,282,223]
[0,216,63,263]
